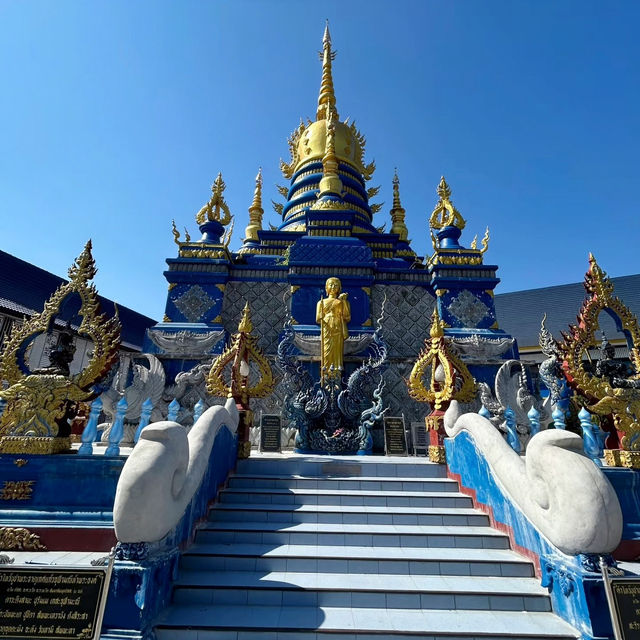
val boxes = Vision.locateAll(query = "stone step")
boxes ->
[220,486,471,507]
[171,570,550,611]
[155,605,578,639]
[180,543,533,577]
[227,475,454,491]
[196,521,510,549]
[235,457,447,479]
[208,503,489,526]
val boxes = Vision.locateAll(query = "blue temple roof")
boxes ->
[0,249,157,350]
[495,274,640,351]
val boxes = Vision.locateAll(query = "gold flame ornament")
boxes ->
[0,241,121,453]
[429,177,467,231]
[558,255,640,463]
[196,173,233,226]
[407,308,476,409]
[207,302,275,403]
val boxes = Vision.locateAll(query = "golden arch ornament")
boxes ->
[0,241,121,452]
[559,255,640,462]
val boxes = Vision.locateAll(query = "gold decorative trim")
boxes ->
[428,445,446,464]
[363,318,372,327]
[0,480,34,500]
[13,459,28,467]
[167,283,176,291]
[163,314,172,322]
[0,527,46,551]
[215,283,226,292]
[0,436,71,455]
[291,286,300,294]
[604,449,640,469]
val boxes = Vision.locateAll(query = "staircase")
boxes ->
[155,455,578,639]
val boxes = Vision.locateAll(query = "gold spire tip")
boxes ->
[316,21,338,121]
[238,302,253,333]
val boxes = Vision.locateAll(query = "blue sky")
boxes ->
[1,1,638,321]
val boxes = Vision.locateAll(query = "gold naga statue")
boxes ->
[0,241,121,454]
[316,277,351,384]
[558,254,640,468]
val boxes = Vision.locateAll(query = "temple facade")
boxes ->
[145,24,517,431]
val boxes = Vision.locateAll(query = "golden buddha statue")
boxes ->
[316,277,351,384]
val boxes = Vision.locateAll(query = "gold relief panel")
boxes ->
[0,527,46,551]
[0,480,35,501]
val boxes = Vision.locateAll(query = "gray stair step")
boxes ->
[209,503,489,526]
[172,570,550,611]
[180,543,533,577]
[227,475,454,491]
[220,486,471,507]
[196,521,510,549]
[235,457,448,479]
[155,605,578,638]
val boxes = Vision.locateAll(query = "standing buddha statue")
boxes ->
[316,277,351,384]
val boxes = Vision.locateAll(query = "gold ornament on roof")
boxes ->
[0,242,121,449]
[389,169,409,242]
[316,107,344,197]
[558,255,640,452]
[196,173,233,226]
[280,27,375,183]
[207,302,275,403]
[429,176,467,231]
[317,21,339,121]
[407,308,476,409]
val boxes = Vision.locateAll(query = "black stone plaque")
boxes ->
[611,579,640,639]
[0,567,108,639]
[411,421,429,456]
[260,414,282,452]
[384,416,408,456]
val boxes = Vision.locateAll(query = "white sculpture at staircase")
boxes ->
[113,397,239,544]
[444,400,623,555]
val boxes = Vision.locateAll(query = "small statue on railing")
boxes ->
[207,302,274,458]
[594,332,640,390]
[0,241,121,454]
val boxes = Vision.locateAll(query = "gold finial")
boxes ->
[243,168,263,244]
[171,220,181,245]
[316,21,339,121]
[238,302,253,333]
[317,107,344,196]
[429,175,466,231]
[429,307,445,338]
[389,169,409,242]
[196,173,233,226]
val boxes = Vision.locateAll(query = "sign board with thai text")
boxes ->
[383,416,408,456]
[260,414,282,452]
[0,559,113,639]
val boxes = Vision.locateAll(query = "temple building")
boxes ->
[147,24,517,427]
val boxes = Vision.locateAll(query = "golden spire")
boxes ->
[238,301,253,333]
[389,168,409,242]
[316,21,339,121]
[196,173,233,226]
[317,107,344,196]
[243,168,263,244]
[429,176,466,231]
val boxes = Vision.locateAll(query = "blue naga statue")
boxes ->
[277,305,388,455]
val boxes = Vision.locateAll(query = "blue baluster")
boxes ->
[105,396,127,457]
[552,406,566,430]
[168,398,180,422]
[579,407,603,465]
[478,405,491,420]
[527,406,540,437]
[505,406,521,454]
[78,398,102,455]
[0,397,6,419]
[134,398,153,444]
[193,399,205,423]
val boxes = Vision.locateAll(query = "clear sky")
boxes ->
[1,0,638,321]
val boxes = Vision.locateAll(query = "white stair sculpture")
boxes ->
[154,455,579,639]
